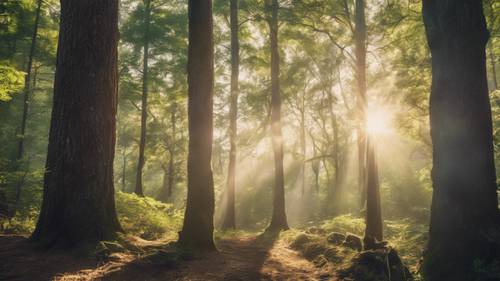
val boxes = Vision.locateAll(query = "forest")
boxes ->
[0,0,499,280]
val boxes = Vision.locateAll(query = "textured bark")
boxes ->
[221,0,239,230]
[31,0,121,247]
[422,1,500,280]
[265,0,288,232]
[177,0,216,251]
[135,0,151,197]
[364,137,383,241]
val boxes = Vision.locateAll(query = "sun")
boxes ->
[366,107,393,136]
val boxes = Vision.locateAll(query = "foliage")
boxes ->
[115,192,183,240]
[0,64,24,102]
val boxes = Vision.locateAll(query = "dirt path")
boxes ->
[0,234,335,281]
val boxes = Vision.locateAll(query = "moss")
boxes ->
[290,233,312,250]
[302,242,328,260]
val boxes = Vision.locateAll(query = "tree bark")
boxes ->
[265,0,288,232]
[31,0,122,247]
[422,1,500,280]
[364,138,383,241]
[135,0,151,197]
[222,0,239,231]
[177,0,216,251]
[122,147,127,192]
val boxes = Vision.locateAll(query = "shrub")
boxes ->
[115,192,182,240]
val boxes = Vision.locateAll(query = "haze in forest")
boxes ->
[0,0,499,281]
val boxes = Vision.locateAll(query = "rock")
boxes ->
[303,242,328,260]
[307,227,327,235]
[324,247,341,263]
[290,233,312,250]
[337,247,413,281]
[343,234,363,252]
[313,255,329,268]
[327,232,346,245]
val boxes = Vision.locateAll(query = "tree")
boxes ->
[354,0,383,242]
[265,0,288,232]
[221,0,239,230]
[16,0,42,163]
[31,0,122,246]
[135,0,151,197]
[177,0,216,251]
[422,1,500,280]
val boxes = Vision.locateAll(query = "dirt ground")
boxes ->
[0,234,336,281]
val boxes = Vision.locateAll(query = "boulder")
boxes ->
[327,232,346,245]
[307,227,327,235]
[303,242,328,260]
[290,233,312,250]
[337,246,413,281]
[343,234,363,252]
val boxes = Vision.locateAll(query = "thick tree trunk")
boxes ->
[364,137,383,241]
[422,1,500,280]
[177,0,216,251]
[17,0,42,162]
[266,0,288,232]
[222,0,239,231]
[31,0,122,247]
[135,0,151,197]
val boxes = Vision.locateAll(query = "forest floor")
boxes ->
[0,233,335,281]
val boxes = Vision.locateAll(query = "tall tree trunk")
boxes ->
[167,102,176,198]
[31,0,122,247]
[122,147,127,192]
[356,0,383,242]
[222,0,239,230]
[135,0,151,197]
[422,1,500,280]
[354,0,367,211]
[326,87,341,214]
[300,88,306,198]
[364,138,382,241]
[177,0,216,251]
[17,0,42,162]
[266,0,288,232]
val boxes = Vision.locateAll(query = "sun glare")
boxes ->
[366,107,393,136]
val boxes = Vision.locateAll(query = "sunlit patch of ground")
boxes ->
[0,233,336,281]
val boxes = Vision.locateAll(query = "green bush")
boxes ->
[115,192,182,240]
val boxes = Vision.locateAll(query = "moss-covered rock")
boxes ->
[343,234,363,252]
[327,232,346,245]
[290,233,312,250]
[303,242,328,260]
[338,247,413,281]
